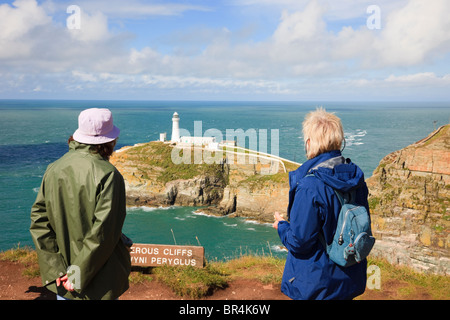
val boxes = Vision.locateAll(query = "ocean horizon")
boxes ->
[1,99,449,260]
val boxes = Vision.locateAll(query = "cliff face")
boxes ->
[213,164,291,222]
[366,125,450,275]
[110,142,293,223]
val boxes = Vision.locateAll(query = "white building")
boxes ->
[164,112,219,150]
[171,112,180,142]
[178,136,216,147]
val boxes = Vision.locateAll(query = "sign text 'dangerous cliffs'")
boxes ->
[130,243,204,268]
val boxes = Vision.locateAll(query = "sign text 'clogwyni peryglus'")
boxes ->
[130,243,204,268]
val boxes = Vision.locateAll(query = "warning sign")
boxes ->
[130,243,204,268]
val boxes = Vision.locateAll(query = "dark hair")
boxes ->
[68,136,117,160]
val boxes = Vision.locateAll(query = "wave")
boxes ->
[223,222,238,227]
[345,129,367,147]
[191,210,221,218]
[243,219,259,224]
[127,205,177,213]
[243,219,271,227]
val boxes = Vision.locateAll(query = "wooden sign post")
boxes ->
[130,243,205,268]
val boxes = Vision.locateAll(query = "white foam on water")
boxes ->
[223,222,238,227]
[127,205,176,213]
[191,210,221,218]
[345,129,367,147]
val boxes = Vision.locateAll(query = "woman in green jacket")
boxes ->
[30,108,131,300]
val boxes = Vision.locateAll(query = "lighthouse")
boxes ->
[171,112,180,143]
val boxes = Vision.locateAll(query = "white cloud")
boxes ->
[72,70,98,82]
[0,0,50,59]
[0,0,50,40]
[68,10,110,43]
[385,72,450,87]
[374,0,450,66]
[0,0,449,100]
[273,2,326,44]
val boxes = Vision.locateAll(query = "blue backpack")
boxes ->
[305,155,376,267]
[321,189,375,267]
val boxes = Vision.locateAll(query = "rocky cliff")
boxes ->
[110,142,227,207]
[366,124,450,275]
[110,142,294,223]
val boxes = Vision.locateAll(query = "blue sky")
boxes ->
[0,0,449,101]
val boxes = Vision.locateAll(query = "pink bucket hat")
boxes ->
[73,108,120,145]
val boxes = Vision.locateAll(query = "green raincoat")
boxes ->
[30,141,131,300]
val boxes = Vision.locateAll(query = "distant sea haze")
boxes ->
[1,100,448,259]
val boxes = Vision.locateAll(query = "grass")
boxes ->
[123,141,296,187]
[124,142,227,185]
[148,255,285,299]
[0,244,40,278]
[363,257,450,300]
[153,264,228,299]
[1,245,449,300]
[214,255,285,285]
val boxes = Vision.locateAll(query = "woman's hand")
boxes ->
[56,274,74,292]
[272,211,285,230]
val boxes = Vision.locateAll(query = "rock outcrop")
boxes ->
[110,142,227,208]
[366,125,450,275]
[210,165,291,222]
[110,142,294,222]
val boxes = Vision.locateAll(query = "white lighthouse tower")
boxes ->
[171,112,180,143]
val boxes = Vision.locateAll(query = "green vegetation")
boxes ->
[214,255,285,285]
[153,264,228,299]
[422,124,449,147]
[238,171,288,189]
[236,159,297,188]
[368,196,380,211]
[365,257,450,300]
[125,142,227,185]
[123,141,299,187]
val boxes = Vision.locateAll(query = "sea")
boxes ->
[1,99,449,261]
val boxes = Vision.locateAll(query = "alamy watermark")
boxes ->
[170,121,281,175]
[367,265,381,290]
[66,5,81,30]
[366,5,381,30]
[66,265,81,290]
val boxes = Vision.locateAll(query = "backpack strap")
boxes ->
[334,189,345,206]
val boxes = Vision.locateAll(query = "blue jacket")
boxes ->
[277,150,369,300]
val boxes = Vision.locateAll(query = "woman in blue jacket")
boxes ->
[273,107,369,300]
